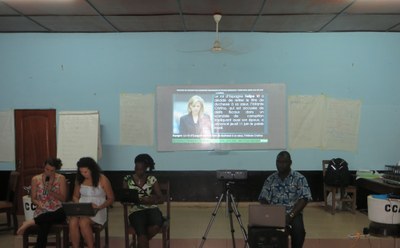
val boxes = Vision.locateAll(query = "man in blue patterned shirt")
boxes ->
[258,151,312,248]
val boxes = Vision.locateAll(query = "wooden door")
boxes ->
[15,109,56,214]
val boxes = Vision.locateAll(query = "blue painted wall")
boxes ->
[1,32,399,171]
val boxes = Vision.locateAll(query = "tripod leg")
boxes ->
[226,189,237,248]
[229,193,250,248]
[199,192,225,248]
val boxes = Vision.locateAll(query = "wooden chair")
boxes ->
[24,220,109,248]
[122,181,171,248]
[89,219,110,248]
[22,223,67,248]
[0,171,20,234]
[322,160,357,214]
[64,203,110,248]
[64,199,110,248]
[22,179,71,247]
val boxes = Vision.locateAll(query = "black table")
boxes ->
[355,178,400,210]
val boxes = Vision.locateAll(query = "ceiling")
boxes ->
[1,0,400,33]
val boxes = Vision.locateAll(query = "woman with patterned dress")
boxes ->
[123,154,164,248]
[69,157,114,248]
[17,158,67,248]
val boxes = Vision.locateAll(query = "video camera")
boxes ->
[216,170,248,181]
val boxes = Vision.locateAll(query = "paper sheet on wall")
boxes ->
[120,93,154,146]
[57,111,100,170]
[0,110,15,162]
[288,95,325,148]
[288,95,361,151]
[322,98,361,151]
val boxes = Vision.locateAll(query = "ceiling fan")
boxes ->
[178,14,243,54]
[209,14,246,54]
[211,14,223,52]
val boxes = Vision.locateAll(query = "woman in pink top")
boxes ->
[17,158,67,248]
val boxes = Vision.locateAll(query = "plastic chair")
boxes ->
[322,160,357,214]
[122,181,170,248]
[0,171,20,234]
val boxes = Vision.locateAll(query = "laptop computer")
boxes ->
[62,202,98,216]
[118,188,140,204]
[248,204,286,228]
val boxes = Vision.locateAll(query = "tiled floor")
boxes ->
[1,202,399,247]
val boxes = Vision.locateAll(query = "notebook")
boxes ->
[248,204,286,228]
[62,202,98,216]
[118,188,140,203]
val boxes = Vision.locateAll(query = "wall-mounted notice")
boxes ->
[288,95,325,149]
[57,111,100,171]
[323,98,361,151]
[0,110,15,162]
[120,93,154,146]
[288,95,361,151]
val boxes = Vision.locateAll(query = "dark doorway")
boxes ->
[14,109,56,214]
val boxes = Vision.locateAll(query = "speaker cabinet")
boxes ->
[248,226,288,248]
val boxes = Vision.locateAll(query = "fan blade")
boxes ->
[212,40,222,52]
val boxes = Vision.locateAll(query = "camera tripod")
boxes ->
[199,181,249,248]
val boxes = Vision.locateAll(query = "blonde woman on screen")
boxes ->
[179,95,212,136]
